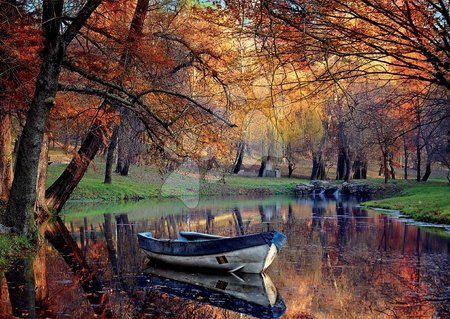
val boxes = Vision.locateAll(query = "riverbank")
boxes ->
[0,163,444,226]
[361,180,450,224]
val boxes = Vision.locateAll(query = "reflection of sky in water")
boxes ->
[2,196,449,318]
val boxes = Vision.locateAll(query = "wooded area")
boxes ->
[0,0,449,235]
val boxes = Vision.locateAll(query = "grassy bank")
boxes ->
[362,180,450,224]
[47,163,307,201]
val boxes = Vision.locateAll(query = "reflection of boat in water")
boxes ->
[137,231,286,273]
[138,266,286,319]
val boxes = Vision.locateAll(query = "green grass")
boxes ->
[47,163,163,200]
[362,181,450,224]
[47,162,307,201]
[0,234,32,268]
[201,176,307,196]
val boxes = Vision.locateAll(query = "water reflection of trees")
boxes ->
[274,199,449,319]
[0,215,251,318]
[0,198,448,318]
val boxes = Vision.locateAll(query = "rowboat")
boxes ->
[137,266,286,319]
[137,231,286,273]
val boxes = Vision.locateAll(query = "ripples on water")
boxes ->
[1,196,449,318]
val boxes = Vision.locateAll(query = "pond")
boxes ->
[1,195,449,318]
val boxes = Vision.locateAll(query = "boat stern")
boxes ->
[272,231,287,251]
[262,231,286,272]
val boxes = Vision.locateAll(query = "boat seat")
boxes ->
[178,231,228,241]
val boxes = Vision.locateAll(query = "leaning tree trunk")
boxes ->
[232,141,245,174]
[46,121,108,213]
[0,112,13,201]
[46,0,148,213]
[104,126,119,184]
[422,161,432,181]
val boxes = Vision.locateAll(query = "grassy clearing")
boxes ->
[0,234,32,268]
[362,180,450,224]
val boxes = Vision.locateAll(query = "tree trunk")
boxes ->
[115,125,125,173]
[104,126,119,184]
[0,112,13,201]
[45,121,108,213]
[120,159,130,176]
[336,147,351,181]
[402,132,408,180]
[383,152,389,184]
[352,158,367,179]
[232,142,245,174]
[318,159,326,180]
[343,146,351,182]
[4,37,64,234]
[422,162,432,181]
[311,154,326,180]
[416,130,422,181]
[311,155,319,180]
[3,0,101,235]
[118,115,140,177]
[258,157,267,177]
[36,133,49,213]
[288,162,294,178]
[336,150,345,180]
[113,0,151,174]
[388,152,396,180]
[422,144,432,181]
[361,163,367,179]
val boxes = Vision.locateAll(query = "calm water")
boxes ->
[1,196,449,319]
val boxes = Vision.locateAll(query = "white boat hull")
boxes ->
[142,243,279,273]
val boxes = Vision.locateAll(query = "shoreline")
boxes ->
[1,164,449,225]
